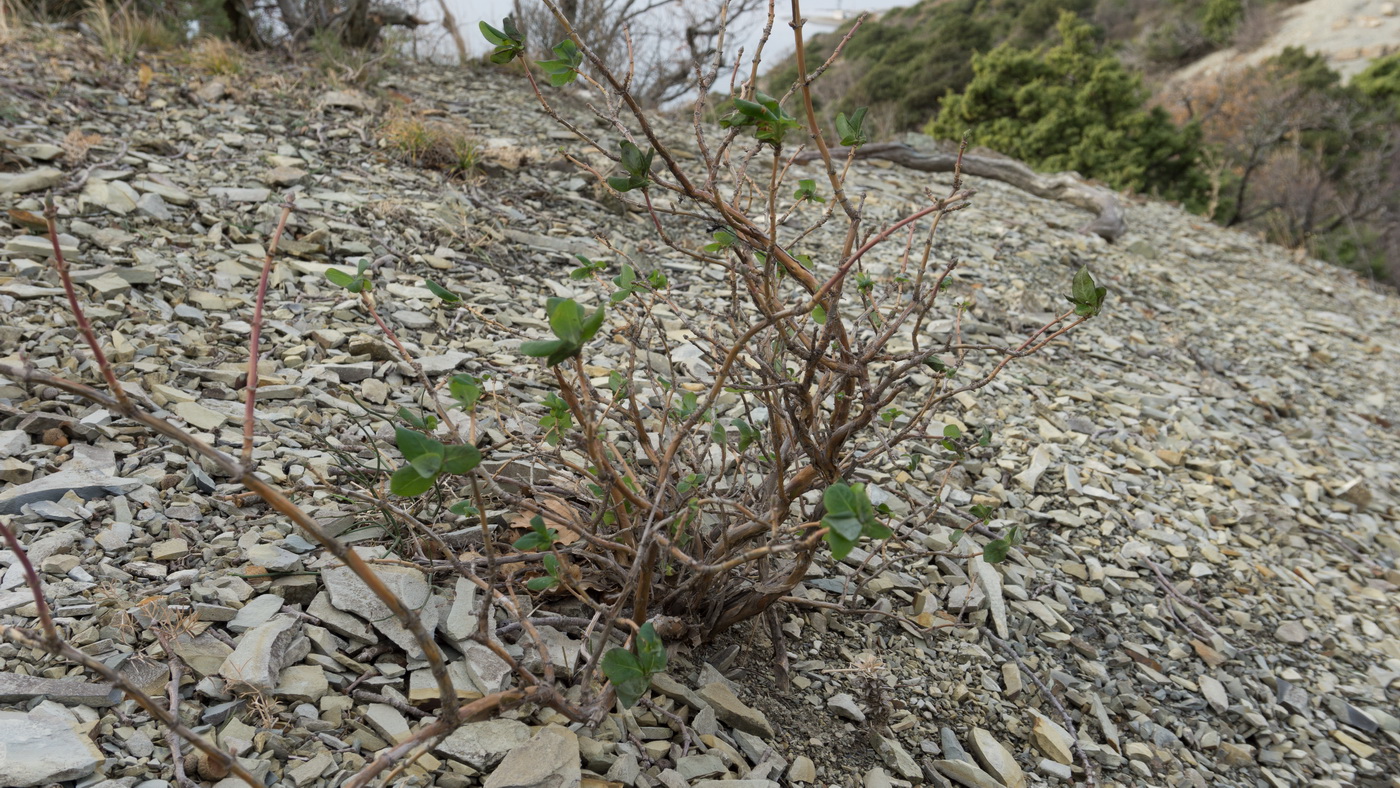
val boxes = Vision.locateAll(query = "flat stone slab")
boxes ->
[0,707,104,786]
[0,469,142,515]
[0,672,120,706]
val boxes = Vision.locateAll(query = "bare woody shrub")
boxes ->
[0,1,1108,783]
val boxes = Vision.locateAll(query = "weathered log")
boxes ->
[801,142,1128,242]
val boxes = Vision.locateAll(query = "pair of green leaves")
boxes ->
[720,92,801,146]
[539,392,572,446]
[983,524,1021,563]
[390,427,482,497]
[512,516,562,592]
[607,141,654,193]
[600,622,667,708]
[730,419,760,451]
[448,374,484,412]
[570,254,607,280]
[520,297,606,367]
[529,554,562,591]
[821,481,892,560]
[325,259,373,294]
[836,107,869,147]
[793,179,825,203]
[537,39,583,86]
[610,264,667,303]
[480,18,525,64]
[1067,266,1107,317]
[513,514,559,551]
[703,228,737,254]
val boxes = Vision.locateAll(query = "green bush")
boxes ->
[1199,0,1243,43]
[927,11,1203,199]
[1353,52,1400,115]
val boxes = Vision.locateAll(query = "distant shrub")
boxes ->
[1170,47,1400,282]
[1353,53,1400,115]
[766,0,1093,137]
[927,11,1203,199]
[1199,0,1243,43]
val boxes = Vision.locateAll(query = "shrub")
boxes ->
[1199,0,1243,43]
[1353,52,1400,115]
[928,11,1203,199]
[1170,47,1400,281]
[0,6,1108,786]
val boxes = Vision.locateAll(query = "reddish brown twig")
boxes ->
[243,194,296,464]
[43,195,131,410]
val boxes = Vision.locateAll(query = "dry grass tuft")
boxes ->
[188,36,244,75]
[84,0,181,62]
[379,112,481,178]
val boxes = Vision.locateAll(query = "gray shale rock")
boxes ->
[696,681,774,738]
[322,558,439,659]
[0,706,105,786]
[483,724,581,788]
[219,614,308,691]
[434,719,532,770]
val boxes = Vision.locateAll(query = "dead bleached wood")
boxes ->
[803,142,1128,242]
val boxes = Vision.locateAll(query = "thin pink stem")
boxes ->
[243,196,296,464]
[43,196,130,410]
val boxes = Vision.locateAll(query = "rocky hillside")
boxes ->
[2,30,1399,788]
[1165,0,1400,89]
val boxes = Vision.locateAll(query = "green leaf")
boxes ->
[580,304,606,341]
[480,18,525,63]
[863,520,893,540]
[441,443,481,475]
[395,427,439,464]
[943,424,962,439]
[425,280,459,302]
[1072,266,1096,304]
[449,500,478,517]
[793,179,825,203]
[449,374,484,411]
[513,531,551,551]
[821,483,864,540]
[537,39,583,86]
[824,528,857,560]
[325,268,355,289]
[608,141,653,192]
[409,450,443,478]
[635,622,667,675]
[600,648,648,708]
[983,537,1012,563]
[390,465,436,497]
[479,20,507,45]
[703,228,736,253]
[836,107,869,146]
[526,575,559,591]
[547,298,584,346]
[811,305,827,325]
[520,339,564,358]
[1066,266,1107,317]
[514,514,558,550]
